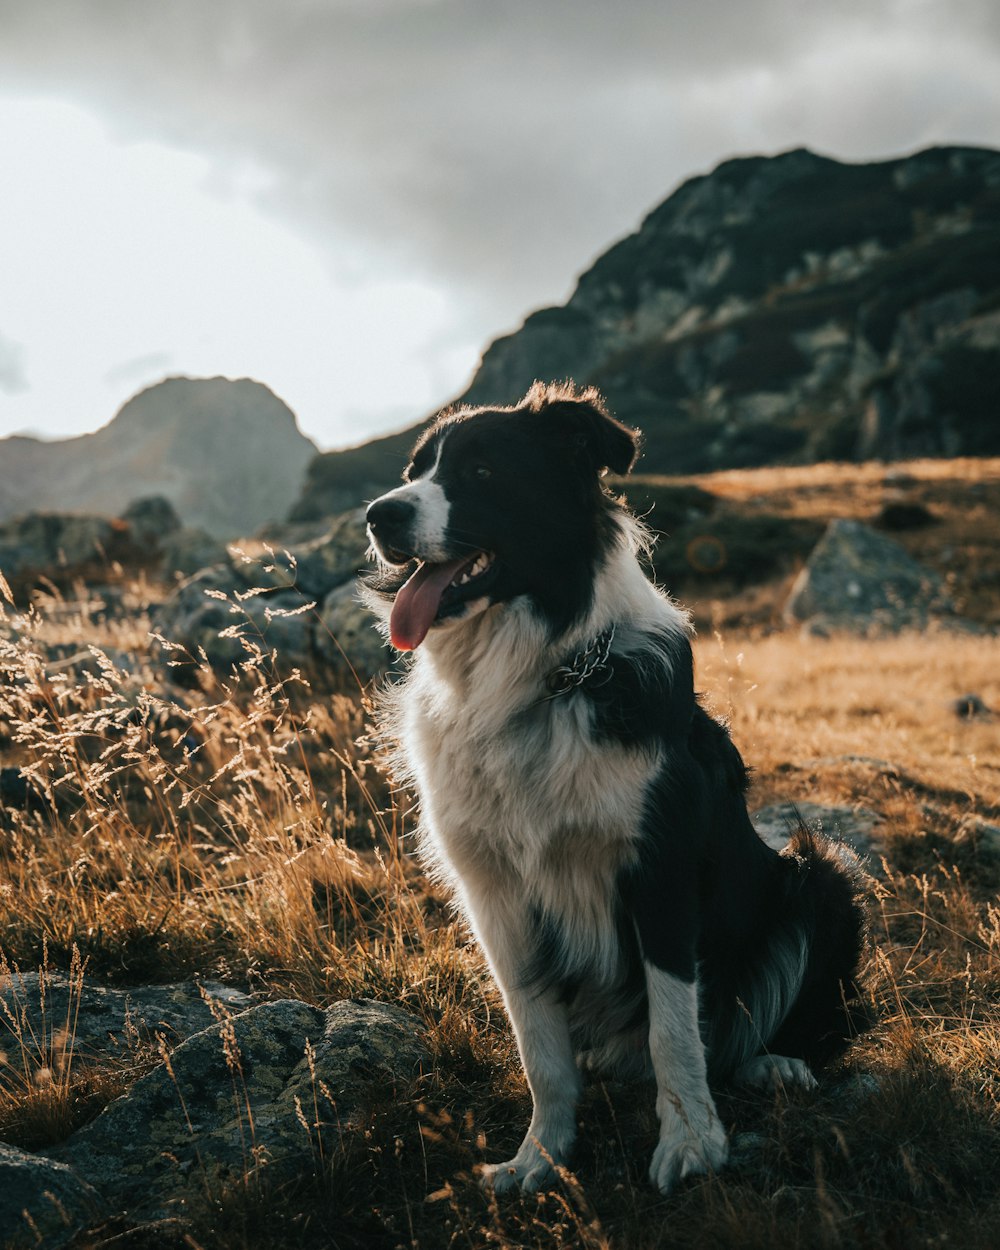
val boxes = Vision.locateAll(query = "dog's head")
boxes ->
[365,383,639,651]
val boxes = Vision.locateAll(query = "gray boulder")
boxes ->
[231,508,369,600]
[0,973,251,1062]
[50,998,426,1221]
[152,510,391,678]
[156,526,229,578]
[316,581,394,678]
[119,494,182,550]
[276,508,370,599]
[0,1144,100,1249]
[784,518,954,632]
[152,566,313,671]
[0,512,121,578]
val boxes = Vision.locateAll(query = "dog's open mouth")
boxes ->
[390,550,495,651]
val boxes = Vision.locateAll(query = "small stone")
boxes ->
[875,501,937,531]
[952,693,991,720]
[728,1131,767,1169]
[956,816,1000,853]
[0,766,31,809]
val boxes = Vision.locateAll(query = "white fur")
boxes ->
[735,1054,818,1090]
[645,968,729,1191]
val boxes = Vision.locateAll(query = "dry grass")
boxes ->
[1,487,999,1247]
[698,629,1000,810]
[627,455,1000,630]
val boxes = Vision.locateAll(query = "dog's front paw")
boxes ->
[648,1117,728,1194]
[480,1133,571,1195]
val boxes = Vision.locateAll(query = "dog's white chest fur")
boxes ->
[408,676,656,866]
[395,601,664,984]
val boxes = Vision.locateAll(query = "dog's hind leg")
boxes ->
[734,1053,818,1091]
[644,965,729,1193]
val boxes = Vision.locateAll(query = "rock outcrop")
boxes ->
[293,145,1000,520]
[0,995,426,1246]
[0,497,228,587]
[152,509,390,678]
[0,973,252,1061]
[50,999,426,1221]
[0,1144,100,1250]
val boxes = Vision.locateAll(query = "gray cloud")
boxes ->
[2,0,999,401]
[0,333,29,395]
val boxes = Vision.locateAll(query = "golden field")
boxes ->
[1,458,999,1249]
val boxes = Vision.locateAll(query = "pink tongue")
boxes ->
[390,555,476,651]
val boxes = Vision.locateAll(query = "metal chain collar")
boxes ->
[542,625,616,700]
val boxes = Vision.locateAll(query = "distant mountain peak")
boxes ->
[0,376,317,537]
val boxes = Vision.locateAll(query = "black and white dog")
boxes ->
[363,383,868,1195]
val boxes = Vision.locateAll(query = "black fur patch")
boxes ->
[585,628,694,747]
[599,635,870,1080]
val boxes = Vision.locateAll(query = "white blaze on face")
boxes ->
[410,475,452,559]
[407,437,450,560]
[380,438,451,560]
[372,475,451,560]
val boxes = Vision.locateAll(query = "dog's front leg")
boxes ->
[481,987,580,1194]
[471,899,580,1194]
[643,963,728,1193]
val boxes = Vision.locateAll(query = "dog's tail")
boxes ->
[704,823,872,1080]
[766,825,873,1068]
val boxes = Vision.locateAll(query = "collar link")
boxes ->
[543,624,616,700]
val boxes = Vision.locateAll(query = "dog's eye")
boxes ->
[475,465,492,480]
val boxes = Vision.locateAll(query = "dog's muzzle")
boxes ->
[367,496,416,564]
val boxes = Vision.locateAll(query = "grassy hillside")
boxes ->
[618,455,1000,631]
[1,459,999,1248]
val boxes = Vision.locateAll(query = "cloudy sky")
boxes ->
[1,0,999,450]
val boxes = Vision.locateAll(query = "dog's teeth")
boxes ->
[450,553,492,588]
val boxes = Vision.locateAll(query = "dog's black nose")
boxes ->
[366,496,415,541]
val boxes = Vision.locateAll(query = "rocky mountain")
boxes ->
[292,144,1000,520]
[0,376,316,537]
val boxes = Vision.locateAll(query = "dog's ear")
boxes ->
[543,394,640,477]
